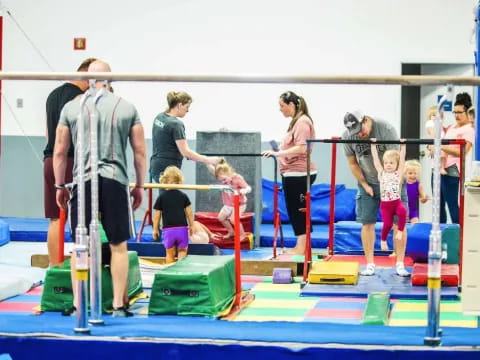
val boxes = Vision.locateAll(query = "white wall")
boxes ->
[1,0,476,147]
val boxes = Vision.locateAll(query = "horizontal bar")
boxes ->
[130,183,231,191]
[0,72,479,86]
[309,138,466,145]
[202,153,264,157]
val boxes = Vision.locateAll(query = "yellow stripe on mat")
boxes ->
[393,302,462,312]
[232,316,304,322]
[389,319,477,328]
[251,283,301,292]
[247,299,317,309]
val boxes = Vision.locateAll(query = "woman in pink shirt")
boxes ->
[438,93,475,223]
[262,91,316,254]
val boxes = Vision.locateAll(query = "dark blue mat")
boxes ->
[0,311,478,347]
[260,223,328,248]
[301,267,459,299]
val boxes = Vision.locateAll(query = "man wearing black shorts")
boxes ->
[54,60,146,317]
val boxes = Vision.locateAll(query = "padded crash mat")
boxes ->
[301,267,459,300]
[40,251,143,312]
[195,212,253,234]
[308,261,359,285]
[411,263,459,287]
[149,255,235,316]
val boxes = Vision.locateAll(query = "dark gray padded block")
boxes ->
[195,132,262,246]
[195,131,261,215]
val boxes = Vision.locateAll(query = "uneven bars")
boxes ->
[1,72,480,86]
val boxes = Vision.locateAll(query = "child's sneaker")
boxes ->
[396,263,410,277]
[112,306,134,317]
[360,263,375,276]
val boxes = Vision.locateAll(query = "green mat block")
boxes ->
[362,292,390,325]
[148,255,235,316]
[40,251,143,313]
[442,225,459,264]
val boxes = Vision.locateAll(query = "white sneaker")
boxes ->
[396,264,410,277]
[360,263,375,276]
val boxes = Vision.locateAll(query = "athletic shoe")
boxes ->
[112,306,134,317]
[360,263,375,276]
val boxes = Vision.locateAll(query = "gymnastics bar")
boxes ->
[201,153,284,257]
[305,138,466,265]
[130,182,246,310]
[2,72,480,86]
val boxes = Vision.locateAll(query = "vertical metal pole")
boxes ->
[458,141,465,285]
[89,82,105,325]
[73,90,92,334]
[233,192,241,308]
[424,85,453,346]
[328,137,339,256]
[302,141,312,283]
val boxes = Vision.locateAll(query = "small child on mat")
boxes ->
[371,139,409,277]
[152,166,194,263]
[207,158,251,239]
[404,159,429,224]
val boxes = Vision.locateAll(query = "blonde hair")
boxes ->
[383,150,400,168]
[405,159,421,172]
[166,91,192,111]
[160,166,184,185]
[214,158,234,178]
[428,105,444,121]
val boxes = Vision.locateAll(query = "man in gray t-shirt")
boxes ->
[54,60,147,316]
[342,110,409,277]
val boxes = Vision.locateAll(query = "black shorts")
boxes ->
[68,176,135,245]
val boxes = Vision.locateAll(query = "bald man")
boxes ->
[53,60,146,317]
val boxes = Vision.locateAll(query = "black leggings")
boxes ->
[281,174,317,236]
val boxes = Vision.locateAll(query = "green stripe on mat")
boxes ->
[237,307,308,317]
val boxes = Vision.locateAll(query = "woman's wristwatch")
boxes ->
[54,184,66,190]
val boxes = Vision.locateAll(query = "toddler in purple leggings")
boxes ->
[152,166,194,263]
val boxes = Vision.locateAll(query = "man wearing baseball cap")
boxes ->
[342,111,410,277]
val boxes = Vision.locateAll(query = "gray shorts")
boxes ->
[356,182,408,225]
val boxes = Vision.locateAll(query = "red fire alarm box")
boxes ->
[73,38,86,50]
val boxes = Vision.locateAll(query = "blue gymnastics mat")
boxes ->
[300,267,459,300]
[259,223,328,248]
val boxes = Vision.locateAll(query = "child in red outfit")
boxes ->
[371,139,409,277]
[207,158,251,239]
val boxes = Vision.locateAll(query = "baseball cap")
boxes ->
[343,110,365,136]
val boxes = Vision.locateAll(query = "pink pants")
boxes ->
[380,199,407,241]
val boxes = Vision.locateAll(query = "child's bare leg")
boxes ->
[394,230,403,242]
[165,248,176,264]
[177,248,188,260]
[218,210,234,238]
[410,217,419,224]
[228,214,245,237]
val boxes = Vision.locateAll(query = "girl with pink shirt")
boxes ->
[262,91,316,255]
[207,158,251,239]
